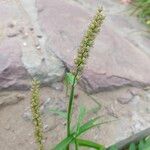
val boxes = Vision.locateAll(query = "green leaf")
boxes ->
[143,136,150,150]
[76,138,105,150]
[77,116,100,135]
[78,117,112,136]
[76,105,86,134]
[138,139,145,150]
[49,109,67,119]
[108,145,118,150]
[87,94,102,109]
[129,143,136,150]
[54,117,104,150]
[65,72,77,86]
[54,117,109,150]
[74,139,79,150]
[89,106,101,114]
[53,133,74,150]
[145,136,150,145]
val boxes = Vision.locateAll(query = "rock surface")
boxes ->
[0,92,25,109]
[0,0,65,90]
[37,0,150,93]
[0,0,149,92]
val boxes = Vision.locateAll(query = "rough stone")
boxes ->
[22,97,66,121]
[0,0,65,90]
[0,92,25,109]
[37,0,150,93]
[117,91,133,104]
[50,82,64,91]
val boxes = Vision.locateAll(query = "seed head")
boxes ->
[73,8,105,76]
[31,79,44,150]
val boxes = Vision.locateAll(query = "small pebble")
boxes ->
[19,27,25,34]
[29,27,34,31]
[22,32,29,39]
[23,42,27,46]
[43,124,50,132]
[117,91,133,104]
[5,125,10,130]
[8,23,15,28]
[7,32,18,38]
[37,35,42,38]
[51,82,64,91]
[36,46,41,50]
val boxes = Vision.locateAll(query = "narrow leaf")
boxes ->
[49,109,67,119]
[129,143,136,150]
[143,136,150,150]
[65,72,77,86]
[76,138,105,150]
[78,118,112,136]
[138,139,145,150]
[78,117,100,135]
[108,145,118,150]
[54,119,110,150]
[76,105,86,134]
[75,139,79,150]
[53,134,74,150]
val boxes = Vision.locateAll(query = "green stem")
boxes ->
[66,83,69,97]
[75,139,79,150]
[66,71,78,150]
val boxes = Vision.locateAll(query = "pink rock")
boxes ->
[0,1,65,90]
[37,0,150,93]
[0,38,30,90]
[121,0,132,4]
[117,91,133,104]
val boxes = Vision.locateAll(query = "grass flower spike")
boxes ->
[65,8,105,150]
[30,8,106,150]
[74,8,105,76]
[31,79,44,150]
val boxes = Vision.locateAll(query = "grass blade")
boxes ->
[65,72,77,86]
[108,145,118,150]
[75,139,79,150]
[76,138,105,150]
[76,105,86,133]
[54,118,110,150]
[49,109,67,119]
[138,139,145,150]
[77,117,100,135]
[78,117,112,136]
[129,143,136,150]
[53,133,74,150]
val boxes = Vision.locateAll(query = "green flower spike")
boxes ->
[31,79,44,150]
[73,8,105,77]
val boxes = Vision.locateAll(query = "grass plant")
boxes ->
[132,0,150,28]
[31,8,105,150]
[54,8,105,150]
[30,6,150,150]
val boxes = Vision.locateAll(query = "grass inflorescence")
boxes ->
[30,7,105,150]
[31,79,44,150]
[73,8,105,77]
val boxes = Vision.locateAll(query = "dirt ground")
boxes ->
[0,85,150,150]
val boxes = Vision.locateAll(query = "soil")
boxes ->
[0,85,150,150]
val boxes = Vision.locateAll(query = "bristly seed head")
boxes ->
[31,79,44,150]
[73,8,105,77]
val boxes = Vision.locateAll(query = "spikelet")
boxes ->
[73,8,105,77]
[31,79,44,150]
